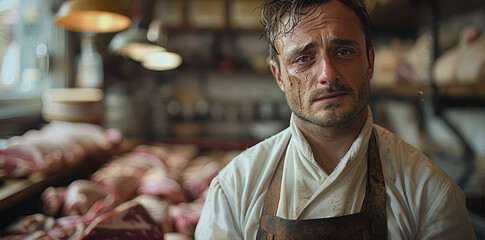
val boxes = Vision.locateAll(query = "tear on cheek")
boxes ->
[288,76,303,87]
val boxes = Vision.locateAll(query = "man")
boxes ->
[195,0,476,239]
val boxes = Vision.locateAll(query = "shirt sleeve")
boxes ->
[417,180,477,240]
[194,176,243,240]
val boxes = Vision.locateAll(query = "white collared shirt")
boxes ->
[195,110,476,240]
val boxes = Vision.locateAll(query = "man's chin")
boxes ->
[293,111,340,128]
[293,106,364,128]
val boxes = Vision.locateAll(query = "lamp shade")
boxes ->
[55,0,131,33]
[109,28,166,61]
[141,51,182,71]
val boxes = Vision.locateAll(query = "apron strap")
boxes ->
[256,148,286,239]
[367,131,388,239]
[261,149,286,217]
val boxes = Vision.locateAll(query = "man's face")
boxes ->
[271,0,374,128]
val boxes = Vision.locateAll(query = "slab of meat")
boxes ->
[111,152,167,173]
[0,122,123,180]
[0,154,33,178]
[22,130,87,168]
[90,160,146,206]
[1,214,89,240]
[169,201,204,237]
[133,145,182,178]
[132,145,169,163]
[137,144,198,177]
[181,156,222,201]
[41,187,66,217]
[130,194,174,234]
[2,214,56,236]
[89,151,167,206]
[3,129,86,173]
[81,202,164,240]
[62,180,110,216]
[41,121,122,153]
[41,223,84,240]
[2,139,65,174]
[138,166,188,204]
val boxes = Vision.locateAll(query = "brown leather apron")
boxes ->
[256,131,387,240]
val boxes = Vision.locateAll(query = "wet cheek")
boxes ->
[286,77,294,87]
[290,73,312,94]
[287,73,307,87]
[286,75,306,112]
[287,75,297,87]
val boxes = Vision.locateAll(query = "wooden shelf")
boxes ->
[438,83,485,99]
[370,0,484,36]
[0,160,101,213]
[371,83,485,107]
[371,84,431,100]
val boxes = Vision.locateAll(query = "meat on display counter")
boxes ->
[0,121,239,239]
[0,159,103,225]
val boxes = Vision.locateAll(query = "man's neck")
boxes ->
[294,108,368,174]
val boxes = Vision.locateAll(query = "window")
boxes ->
[0,0,67,115]
[0,0,67,135]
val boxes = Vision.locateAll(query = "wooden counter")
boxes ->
[0,138,140,228]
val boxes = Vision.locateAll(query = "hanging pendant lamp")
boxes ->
[108,26,166,62]
[108,0,182,71]
[141,51,182,71]
[108,1,165,62]
[55,0,131,33]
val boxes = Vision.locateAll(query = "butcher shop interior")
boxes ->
[0,0,484,239]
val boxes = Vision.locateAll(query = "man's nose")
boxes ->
[317,55,339,85]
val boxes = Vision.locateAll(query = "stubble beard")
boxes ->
[290,78,370,128]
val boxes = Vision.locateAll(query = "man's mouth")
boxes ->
[313,91,348,104]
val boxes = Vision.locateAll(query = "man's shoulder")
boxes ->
[374,124,455,186]
[374,124,428,161]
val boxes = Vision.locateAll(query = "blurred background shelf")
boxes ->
[372,83,485,107]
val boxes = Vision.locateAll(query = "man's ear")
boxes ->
[367,45,375,79]
[270,60,285,92]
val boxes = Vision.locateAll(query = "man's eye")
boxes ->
[294,56,311,64]
[336,49,353,56]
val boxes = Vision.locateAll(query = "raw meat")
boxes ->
[90,159,146,206]
[41,121,122,153]
[41,187,66,217]
[81,202,164,240]
[0,154,33,178]
[169,201,204,237]
[181,156,222,201]
[138,166,188,203]
[62,180,109,216]
[130,194,174,234]
[3,214,56,236]
[2,139,65,174]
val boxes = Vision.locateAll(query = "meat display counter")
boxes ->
[0,132,137,230]
[0,159,104,228]
[0,121,239,239]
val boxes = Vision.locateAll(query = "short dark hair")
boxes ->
[261,0,372,68]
